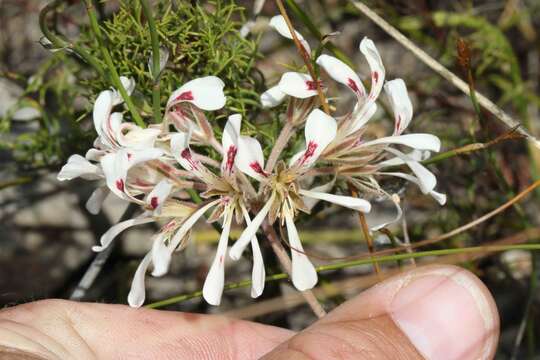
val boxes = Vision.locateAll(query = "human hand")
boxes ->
[0,265,499,359]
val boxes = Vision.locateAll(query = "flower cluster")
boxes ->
[58,15,445,307]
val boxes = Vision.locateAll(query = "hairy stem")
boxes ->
[265,121,295,173]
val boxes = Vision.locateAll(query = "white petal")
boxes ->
[278,72,318,99]
[269,15,311,54]
[127,251,152,307]
[146,179,173,213]
[85,187,109,215]
[385,79,413,135]
[379,171,446,205]
[299,189,371,212]
[93,215,154,252]
[294,109,337,168]
[315,54,365,97]
[378,149,429,167]
[235,136,267,181]
[368,193,403,231]
[167,76,226,111]
[260,85,287,108]
[302,179,335,211]
[348,102,377,135]
[93,90,114,145]
[169,200,221,251]
[170,131,201,172]
[284,212,317,291]
[85,148,106,162]
[117,123,161,149]
[202,210,233,306]
[229,192,276,260]
[151,234,171,277]
[57,154,102,181]
[359,37,385,100]
[241,205,265,298]
[361,133,441,152]
[381,149,437,193]
[221,114,241,175]
[112,76,136,106]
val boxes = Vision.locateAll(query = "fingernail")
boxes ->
[389,267,498,360]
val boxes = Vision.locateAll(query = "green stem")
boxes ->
[39,0,105,77]
[83,0,145,128]
[145,243,540,309]
[140,0,162,123]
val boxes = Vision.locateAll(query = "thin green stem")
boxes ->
[84,0,145,128]
[140,0,162,122]
[145,243,540,309]
[39,0,105,77]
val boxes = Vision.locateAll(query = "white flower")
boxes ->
[230,108,371,291]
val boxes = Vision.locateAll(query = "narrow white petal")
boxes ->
[278,72,318,99]
[368,194,403,231]
[302,179,335,211]
[383,148,437,193]
[202,211,233,306]
[315,54,365,97]
[241,205,265,298]
[167,76,226,111]
[235,136,267,181]
[169,200,221,251]
[93,90,114,144]
[348,102,377,135]
[379,171,446,205]
[117,124,161,149]
[359,37,385,100]
[93,215,154,252]
[151,234,171,277]
[57,154,101,181]
[385,79,413,135]
[293,109,337,168]
[299,189,371,212]
[85,187,109,215]
[221,114,241,175]
[127,251,152,307]
[284,212,317,291]
[146,179,173,213]
[361,133,441,152]
[269,15,311,54]
[378,149,429,167]
[229,193,276,260]
[260,85,287,108]
[113,76,136,105]
[85,148,106,162]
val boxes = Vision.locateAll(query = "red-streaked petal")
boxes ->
[236,136,267,181]
[167,76,226,111]
[385,79,413,135]
[316,54,365,98]
[278,72,319,99]
[294,109,337,168]
[359,37,385,101]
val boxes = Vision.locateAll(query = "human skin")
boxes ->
[0,264,499,360]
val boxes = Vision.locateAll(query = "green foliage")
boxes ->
[80,0,261,121]
[1,0,261,171]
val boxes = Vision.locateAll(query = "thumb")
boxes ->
[263,264,499,360]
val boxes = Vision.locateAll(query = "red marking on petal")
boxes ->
[225,146,237,173]
[298,141,318,166]
[115,179,125,192]
[181,148,199,169]
[249,162,267,176]
[219,255,224,264]
[127,153,132,161]
[347,78,364,96]
[395,115,402,134]
[175,91,194,101]
[306,80,323,91]
[372,71,379,83]
[150,196,159,209]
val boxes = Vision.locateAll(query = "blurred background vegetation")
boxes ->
[1,0,540,358]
